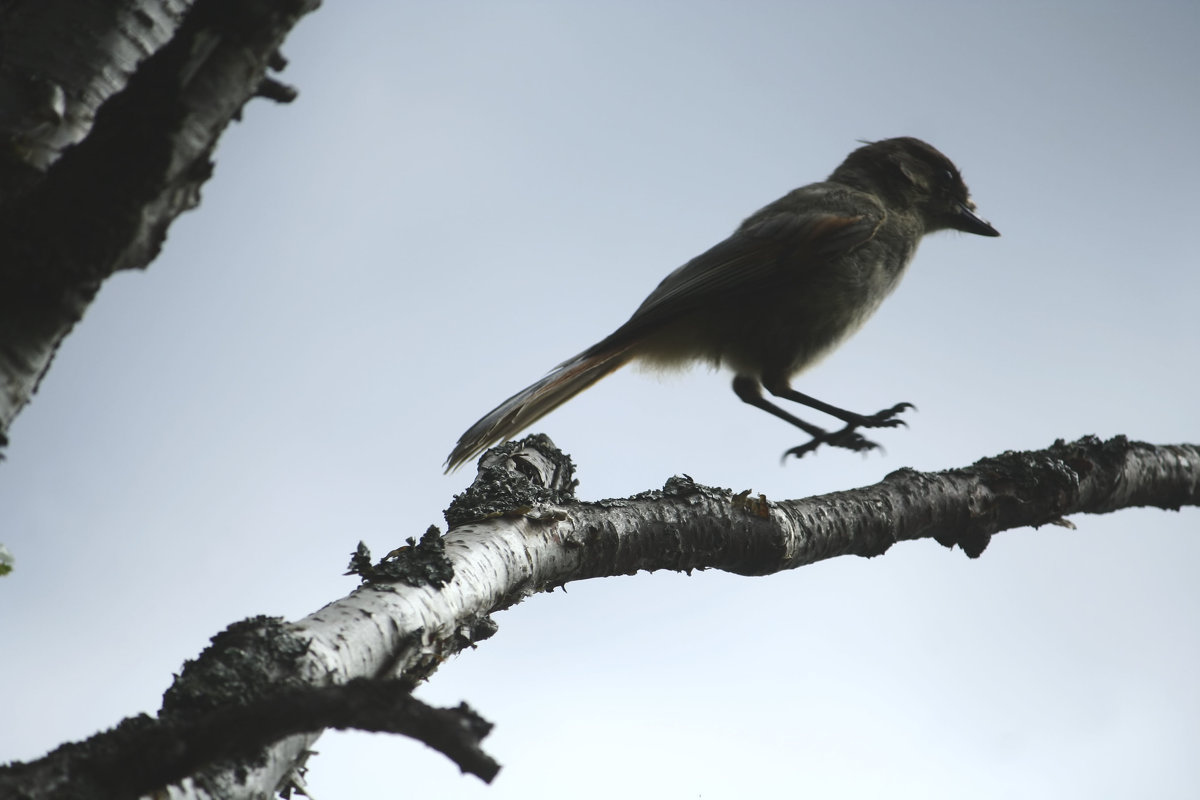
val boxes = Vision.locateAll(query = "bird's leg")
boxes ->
[733,376,880,459]
[750,376,914,459]
[762,378,914,429]
[732,375,828,437]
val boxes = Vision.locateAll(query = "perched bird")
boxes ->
[446,137,998,472]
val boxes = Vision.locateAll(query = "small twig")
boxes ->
[0,680,498,800]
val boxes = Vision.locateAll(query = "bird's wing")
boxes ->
[608,209,880,342]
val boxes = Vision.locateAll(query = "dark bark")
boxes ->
[0,0,321,443]
[0,679,497,800]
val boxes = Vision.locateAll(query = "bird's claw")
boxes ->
[858,402,915,429]
[781,401,913,462]
[826,426,883,451]
[782,426,882,461]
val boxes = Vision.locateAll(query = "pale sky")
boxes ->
[3,2,1198,798]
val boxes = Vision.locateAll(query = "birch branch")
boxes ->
[4,434,1195,798]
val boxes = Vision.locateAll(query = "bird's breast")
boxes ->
[698,238,918,378]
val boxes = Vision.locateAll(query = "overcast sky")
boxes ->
[3,2,1198,798]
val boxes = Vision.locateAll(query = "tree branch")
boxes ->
[5,435,1195,797]
[0,0,321,442]
[0,679,497,800]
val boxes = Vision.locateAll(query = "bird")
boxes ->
[446,137,999,472]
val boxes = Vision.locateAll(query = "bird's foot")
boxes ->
[780,402,914,462]
[782,425,882,461]
[854,402,915,429]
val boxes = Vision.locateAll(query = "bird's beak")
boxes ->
[954,201,1000,237]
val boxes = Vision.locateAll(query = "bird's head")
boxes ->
[832,137,999,237]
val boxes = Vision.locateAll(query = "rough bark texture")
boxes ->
[0,0,320,443]
[3,435,1195,798]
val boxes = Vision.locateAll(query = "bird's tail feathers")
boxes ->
[444,344,633,472]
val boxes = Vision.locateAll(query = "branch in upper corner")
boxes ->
[0,0,322,445]
[255,76,298,103]
[0,680,499,800]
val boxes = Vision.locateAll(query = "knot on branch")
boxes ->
[347,527,455,588]
[444,434,578,527]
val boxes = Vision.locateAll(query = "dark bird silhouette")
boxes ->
[447,137,999,472]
